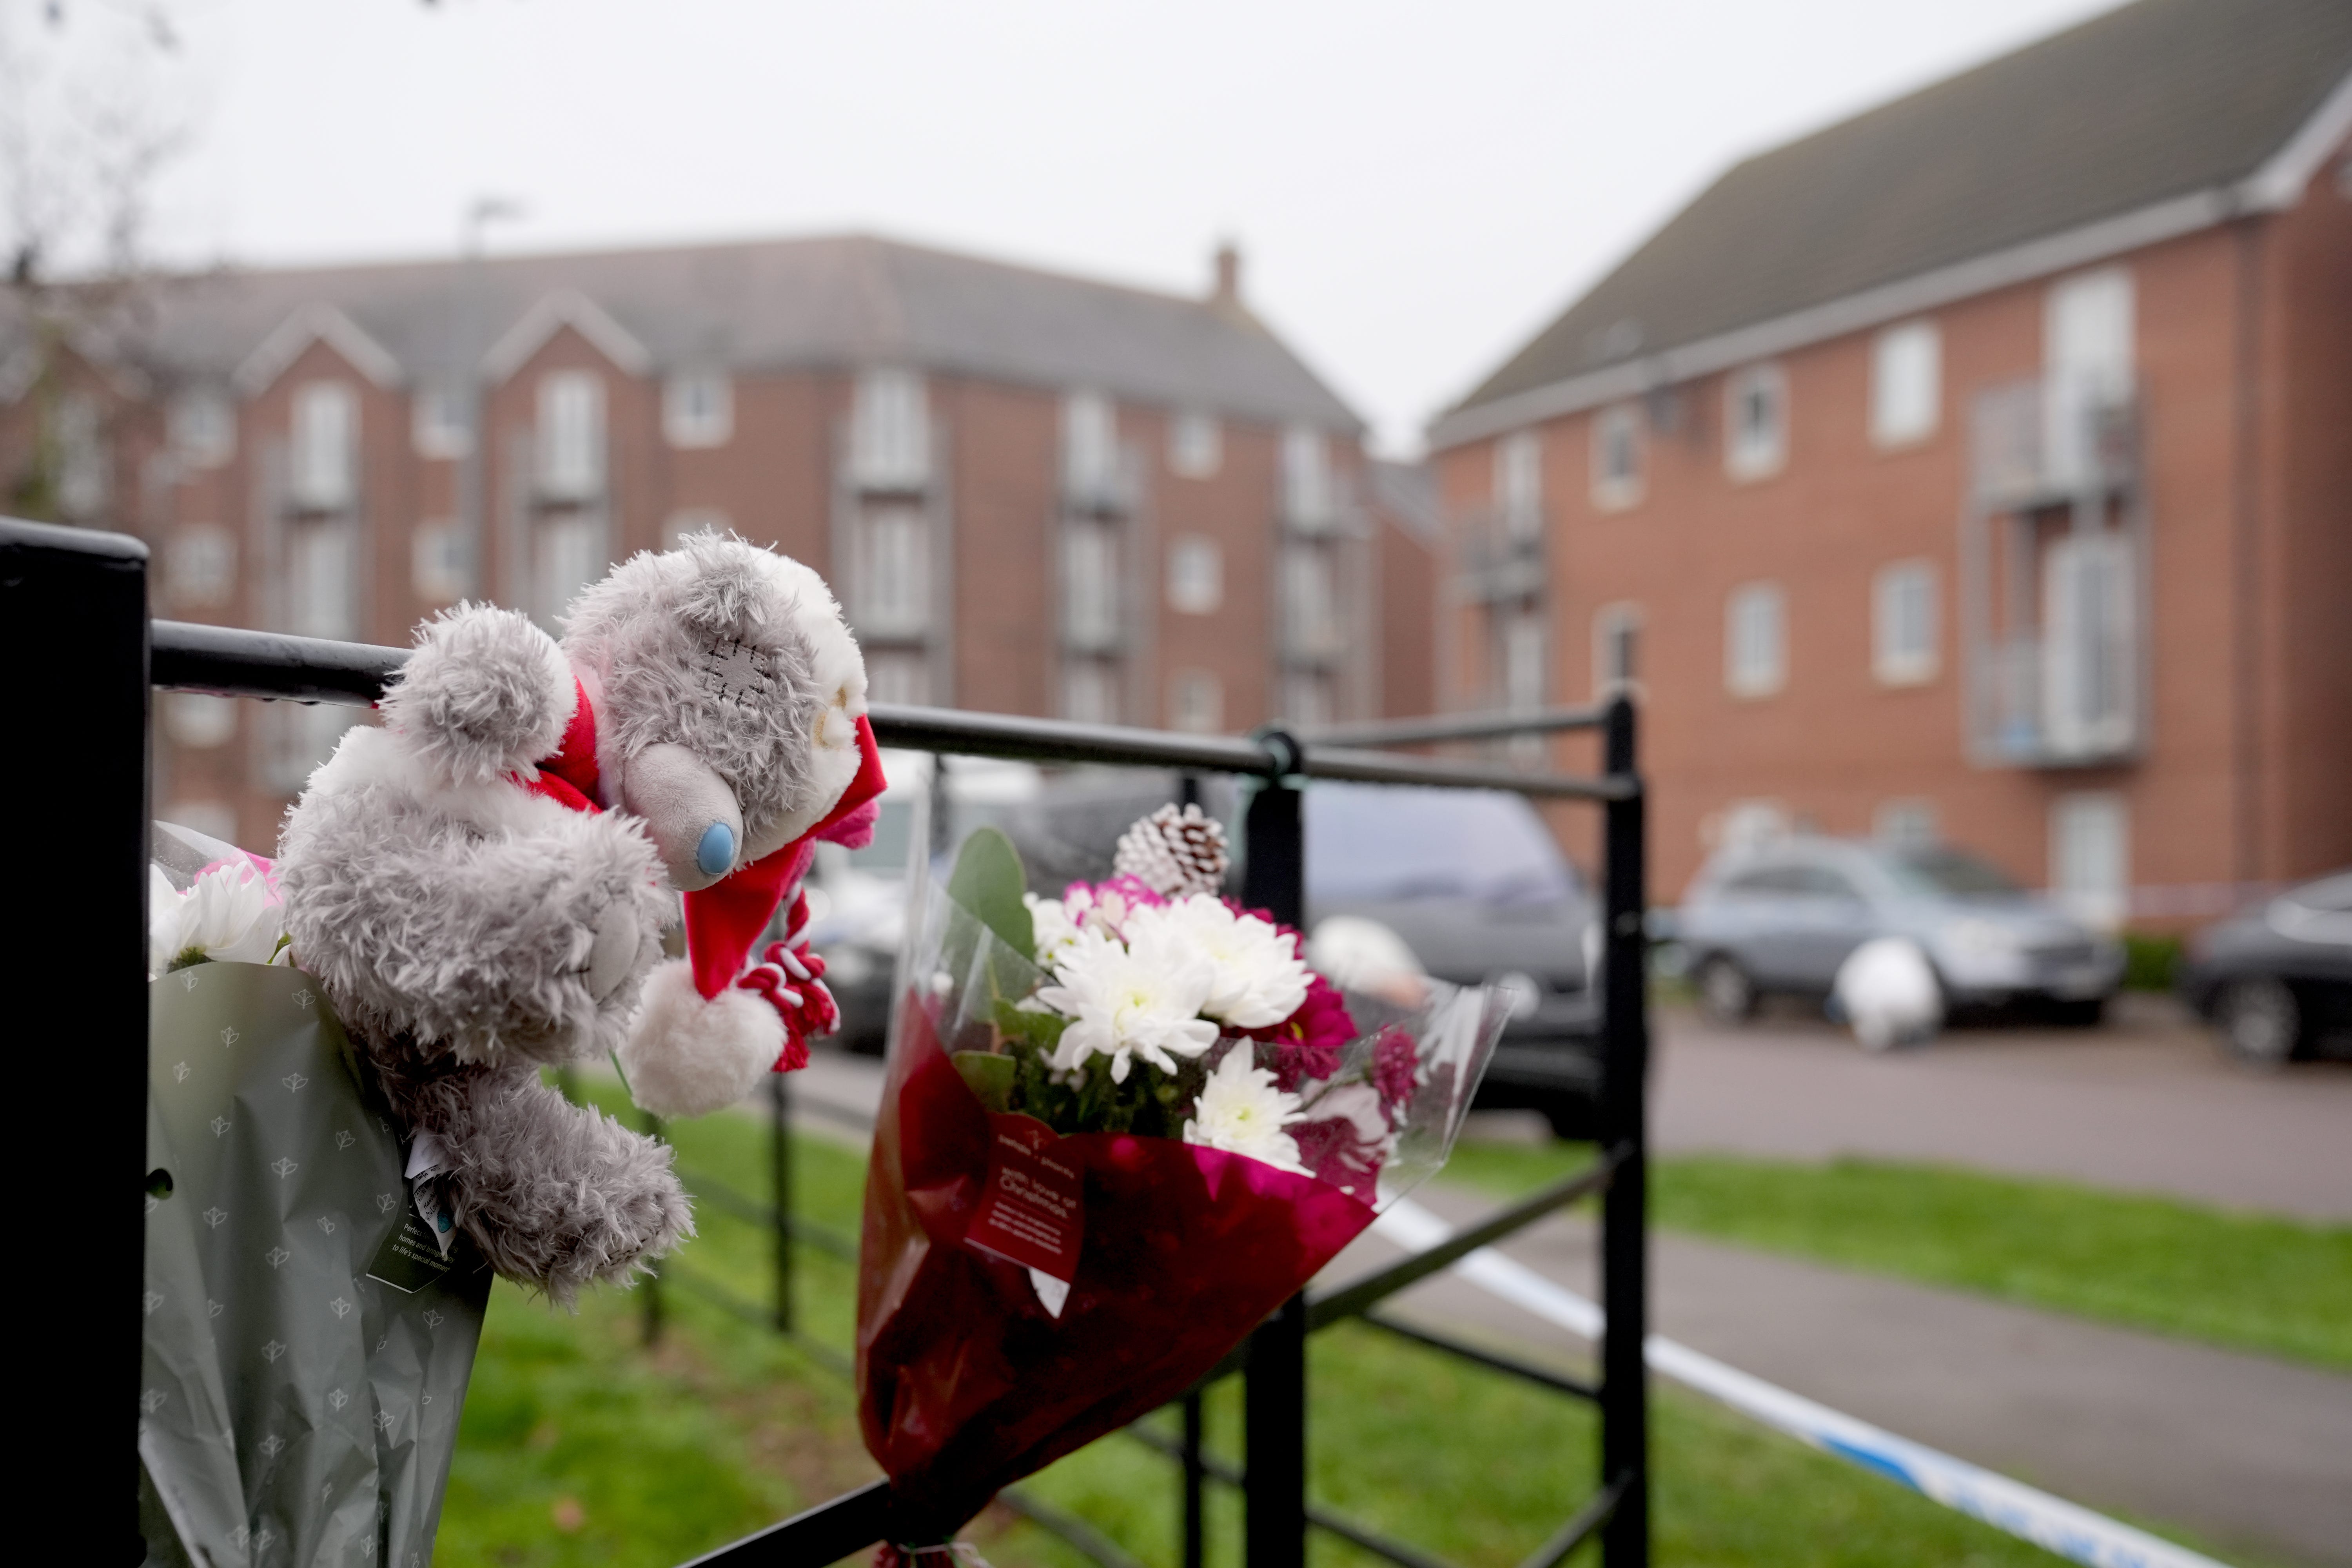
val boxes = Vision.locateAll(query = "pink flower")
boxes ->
[1372,1026,1419,1112]
[1249,972,1356,1091]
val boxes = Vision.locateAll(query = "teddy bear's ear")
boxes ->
[382,604,577,787]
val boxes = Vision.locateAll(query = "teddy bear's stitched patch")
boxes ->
[695,638,775,706]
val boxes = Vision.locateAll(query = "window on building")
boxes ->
[1282,425,1335,532]
[165,693,237,750]
[270,703,363,793]
[1169,668,1223,734]
[1169,411,1222,478]
[1167,534,1223,615]
[290,381,358,512]
[2041,532,2135,755]
[852,368,930,491]
[867,651,929,707]
[285,519,356,640]
[161,800,239,846]
[2045,268,2134,486]
[536,372,604,501]
[1724,363,1788,481]
[1873,799,1940,851]
[1496,430,1544,538]
[2050,791,2129,930]
[1725,582,1786,696]
[858,507,930,638]
[1871,321,1941,447]
[1282,543,1341,660]
[1282,670,1334,729]
[412,519,469,604]
[56,392,110,519]
[1593,603,1642,698]
[1712,799,1791,853]
[1872,561,1939,685]
[664,370,733,448]
[664,507,731,548]
[166,525,236,609]
[1063,519,1122,650]
[1589,406,1642,511]
[1062,659,1120,725]
[1501,608,1546,713]
[171,388,236,468]
[1063,392,1121,507]
[534,514,605,628]
[412,386,472,461]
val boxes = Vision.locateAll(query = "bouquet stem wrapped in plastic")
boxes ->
[856,821,1508,1537]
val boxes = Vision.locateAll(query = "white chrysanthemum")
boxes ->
[1138,896,1310,1029]
[1037,924,1219,1083]
[1183,1047,1308,1173]
[149,859,289,979]
[1024,891,1083,964]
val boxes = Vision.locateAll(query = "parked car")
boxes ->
[1677,837,2123,1025]
[2177,871,2352,1066]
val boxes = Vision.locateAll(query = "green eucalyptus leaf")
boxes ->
[946,826,1035,959]
[951,1051,1017,1112]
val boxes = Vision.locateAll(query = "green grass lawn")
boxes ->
[437,1084,2133,1568]
[1442,1140,2352,1372]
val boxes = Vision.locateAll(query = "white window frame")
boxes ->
[1166,533,1223,615]
[852,368,929,491]
[1872,560,1940,686]
[663,370,734,449]
[1062,518,1122,652]
[533,511,606,628]
[1282,425,1336,532]
[1169,411,1222,479]
[1168,668,1223,734]
[1061,659,1120,726]
[1589,405,1643,511]
[411,518,469,604]
[289,381,357,513]
[166,525,236,610]
[2049,791,2130,930]
[1062,391,1122,508]
[411,386,472,461]
[859,506,931,639]
[2044,268,2135,488]
[1495,429,1544,538]
[1500,607,1546,714]
[1724,362,1788,481]
[1873,799,1940,851]
[1870,320,1941,448]
[1592,601,1643,699]
[1282,542,1343,661]
[1725,581,1787,697]
[663,507,731,549]
[2040,531,2137,757]
[285,517,357,640]
[170,388,236,468]
[535,371,605,502]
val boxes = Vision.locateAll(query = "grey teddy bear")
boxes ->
[276,532,879,1301]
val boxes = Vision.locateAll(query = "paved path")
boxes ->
[1646,997,2352,1220]
[1325,1189,2352,1568]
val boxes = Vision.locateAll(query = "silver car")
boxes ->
[1677,837,2124,1025]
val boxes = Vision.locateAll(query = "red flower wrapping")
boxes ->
[855,996,1376,1535]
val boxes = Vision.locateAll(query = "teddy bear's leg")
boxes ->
[441,1067,694,1303]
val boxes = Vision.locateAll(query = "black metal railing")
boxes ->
[16,514,1648,1568]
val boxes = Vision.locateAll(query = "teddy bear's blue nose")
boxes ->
[696,821,736,878]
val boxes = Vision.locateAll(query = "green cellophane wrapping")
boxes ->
[140,961,491,1568]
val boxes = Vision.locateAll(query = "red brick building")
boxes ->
[5,236,1427,848]
[1428,0,2352,926]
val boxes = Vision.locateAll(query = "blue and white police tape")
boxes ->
[1374,1199,2229,1568]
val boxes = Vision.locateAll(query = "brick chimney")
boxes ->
[1211,241,1241,307]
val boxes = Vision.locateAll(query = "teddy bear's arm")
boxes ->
[442,1069,693,1300]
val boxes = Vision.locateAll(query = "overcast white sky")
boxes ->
[11,0,2122,452]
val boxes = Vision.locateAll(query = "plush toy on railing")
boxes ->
[276,530,885,1300]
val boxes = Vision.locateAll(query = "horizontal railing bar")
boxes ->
[673,1168,859,1260]
[660,1263,772,1328]
[996,1487,1154,1568]
[144,620,1632,800]
[1514,1473,1629,1568]
[154,619,404,706]
[1303,704,1610,748]
[679,1478,896,1567]
[1306,1150,1622,1331]
[1359,1311,1601,1402]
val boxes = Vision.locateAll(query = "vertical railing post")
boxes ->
[770,1070,794,1334]
[641,1108,666,1346]
[1598,696,1650,1566]
[1240,735,1306,1568]
[4,519,152,1557]
[1180,1390,1207,1568]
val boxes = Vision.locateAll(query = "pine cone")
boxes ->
[1114,803,1230,898]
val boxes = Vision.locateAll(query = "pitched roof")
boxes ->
[1441,0,2352,437]
[31,233,1363,432]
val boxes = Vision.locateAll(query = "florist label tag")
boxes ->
[967,1114,1084,1287]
